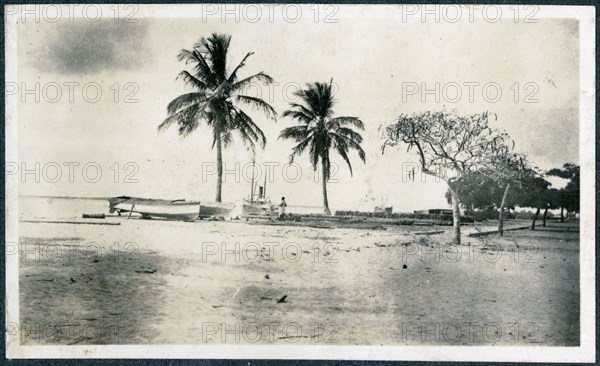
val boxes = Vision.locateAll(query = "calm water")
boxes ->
[18,196,323,220]
[18,196,110,220]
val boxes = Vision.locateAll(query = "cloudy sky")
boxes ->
[13,5,581,212]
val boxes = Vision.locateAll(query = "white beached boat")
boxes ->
[108,196,233,221]
[239,159,275,216]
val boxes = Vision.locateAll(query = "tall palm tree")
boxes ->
[159,33,277,202]
[279,80,366,215]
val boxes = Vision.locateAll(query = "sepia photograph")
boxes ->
[4,4,595,362]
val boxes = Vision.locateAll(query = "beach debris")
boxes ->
[402,264,408,269]
[212,305,224,308]
[264,274,270,279]
[276,295,288,303]
[260,296,273,300]
[135,269,156,274]
[70,277,76,283]
[19,219,120,226]
[277,335,313,340]
[82,214,105,219]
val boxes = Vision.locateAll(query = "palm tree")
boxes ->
[159,33,277,202]
[279,80,366,215]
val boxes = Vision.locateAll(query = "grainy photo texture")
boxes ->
[4,4,595,362]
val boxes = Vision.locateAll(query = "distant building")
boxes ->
[414,209,453,216]
[374,206,393,215]
[374,195,392,215]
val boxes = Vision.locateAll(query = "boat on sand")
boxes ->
[108,196,233,221]
[238,159,275,216]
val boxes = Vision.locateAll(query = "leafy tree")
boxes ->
[542,188,561,226]
[512,174,553,230]
[450,153,529,235]
[159,33,277,202]
[279,80,366,215]
[547,163,580,221]
[381,111,513,244]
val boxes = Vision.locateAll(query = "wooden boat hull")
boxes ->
[198,201,235,218]
[108,196,233,221]
[112,201,200,221]
[241,202,274,216]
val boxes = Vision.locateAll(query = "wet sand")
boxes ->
[17,219,579,346]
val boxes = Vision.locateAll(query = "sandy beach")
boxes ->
[17,217,579,346]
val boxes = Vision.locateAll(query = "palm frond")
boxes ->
[335,127,364,144]
[308,136,322,170]
[335,145,354,176]
[329,116,364,130]
[292,136,313,157]
[332,131,366,163]
[227,52,255,83]
[177,71,207,90]
[229,72,274,94]
[282,109,313,124]
[204,33,231,82]
[159,102,201,135]
[285,103,316,121]
[232,107,267,148]
[279,125,310,142]
[166,92,207,115]
[236,95,277,120]
[178,48,217,88]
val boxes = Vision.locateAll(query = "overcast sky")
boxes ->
[13,5,580,212]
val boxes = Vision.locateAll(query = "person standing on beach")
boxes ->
[279,197,287,220]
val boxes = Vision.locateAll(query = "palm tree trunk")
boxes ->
[498,183,510,236]
[448,186,461,245]
[215,131,223,203]
[322,158,331,215]
[531,208,540,230]
[542,207,548,227]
